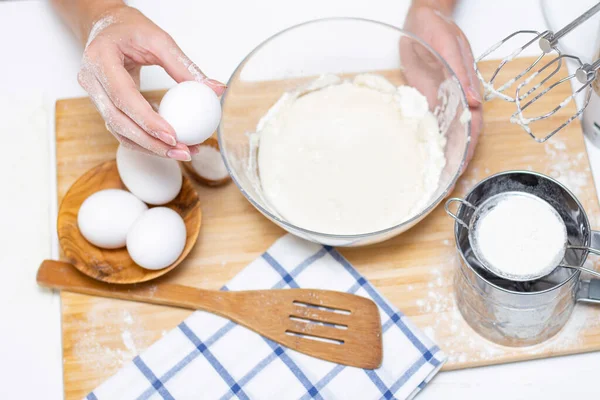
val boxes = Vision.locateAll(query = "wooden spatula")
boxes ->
[38,260,383,369]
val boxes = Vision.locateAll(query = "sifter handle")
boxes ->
[444,198,475,229]
[570,229,600,303]
[577,279,600,304]
[562,264,600,279]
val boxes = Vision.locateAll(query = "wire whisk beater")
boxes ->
[475,2,600,142]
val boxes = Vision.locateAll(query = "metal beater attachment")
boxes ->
[475,30,561,102]
[475,2,600,103]
[511,55,600,142]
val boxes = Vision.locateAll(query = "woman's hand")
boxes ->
[53,1,225,161]
[404,0,483,164]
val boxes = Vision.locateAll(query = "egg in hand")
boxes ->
[159,81,222,146]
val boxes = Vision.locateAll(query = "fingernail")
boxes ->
[467,85,482,105]
[466,68,483,105]
[207,78,227,89]
[167,149,191,161]
[456,35,482,106]
[157,131,177,146]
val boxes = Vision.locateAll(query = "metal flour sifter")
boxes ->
[444,171,600,346]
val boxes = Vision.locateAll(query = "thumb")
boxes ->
[152,35,227,96]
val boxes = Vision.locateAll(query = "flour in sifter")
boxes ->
[473,193,567,280]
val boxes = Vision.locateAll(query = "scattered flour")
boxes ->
[123,310,134,325]
[72,305,148,374]
[121,330,137,353]
[146,285,158,297]
[72,331,134,373]
[544,138,589,198]
[458,176,479,192]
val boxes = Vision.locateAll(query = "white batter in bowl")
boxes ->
[218,18,471,246]
[256,74,446,235]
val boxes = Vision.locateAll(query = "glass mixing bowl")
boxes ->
[218,18,471,246]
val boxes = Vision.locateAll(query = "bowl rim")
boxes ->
[218,17,471,240]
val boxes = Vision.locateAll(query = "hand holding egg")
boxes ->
[160,81,223,146]
[74,5,225,161]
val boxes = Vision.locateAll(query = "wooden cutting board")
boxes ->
[55,57,600,399]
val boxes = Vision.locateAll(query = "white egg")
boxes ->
[116,145,182,205]
[77,189,148,249]
[159,81,222,145]
[126,207,187,270]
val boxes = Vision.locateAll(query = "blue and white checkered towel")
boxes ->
[88,234,446,400]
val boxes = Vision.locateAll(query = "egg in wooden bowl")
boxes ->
[57,159,201,284]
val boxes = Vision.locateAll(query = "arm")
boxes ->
[50,0,226,160]
[409,0,458,16]
[50,0,123,45]
[404,0,482,164]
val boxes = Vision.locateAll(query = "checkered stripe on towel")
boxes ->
[88,234,446,400]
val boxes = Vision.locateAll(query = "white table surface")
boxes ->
[1,0,599,398]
